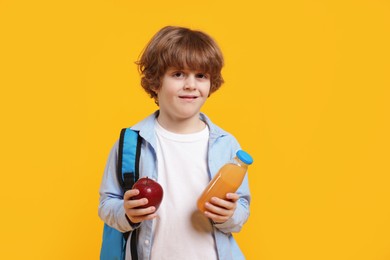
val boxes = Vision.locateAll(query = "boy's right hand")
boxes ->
[123,189,158,223]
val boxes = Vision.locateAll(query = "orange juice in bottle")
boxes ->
[197,150,253,213]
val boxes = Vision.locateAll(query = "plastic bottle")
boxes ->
[197,150,253,213]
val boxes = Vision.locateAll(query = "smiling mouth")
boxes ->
[179,95,198,99]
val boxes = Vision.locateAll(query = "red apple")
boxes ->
[131,177,163,210]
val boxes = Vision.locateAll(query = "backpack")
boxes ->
[100,128,142,260]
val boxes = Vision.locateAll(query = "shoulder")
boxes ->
[201,113,241,155]
[201,113,236,137]
[118,111,159,144]
[130,111,158,131]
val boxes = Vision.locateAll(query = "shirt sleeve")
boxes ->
[212,135,251,233]
[215,194,249,233]
[98,141,135,232]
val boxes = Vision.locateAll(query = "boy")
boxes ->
[98,26,251,260]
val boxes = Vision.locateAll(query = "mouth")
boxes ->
[179,95,198,100]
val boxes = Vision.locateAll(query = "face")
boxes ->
[156,67,211,124]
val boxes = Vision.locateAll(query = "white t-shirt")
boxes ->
[150,120,218,260]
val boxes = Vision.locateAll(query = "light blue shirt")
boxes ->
[99,111,251,260]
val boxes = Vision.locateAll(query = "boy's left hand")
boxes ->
[204,193,239,224]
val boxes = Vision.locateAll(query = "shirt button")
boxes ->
[145,240,150,245]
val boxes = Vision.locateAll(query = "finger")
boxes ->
[124,189,140,200]
[226,193,239,202]
[126,205,156,217]
[129,212,158,223]
[124,197,149,210]
[204,210,229,224]
[205,201,231,217]
[210,197,236,210]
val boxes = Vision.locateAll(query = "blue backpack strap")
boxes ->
[100,224,126,260]
[100,128,141,260]
[119,128,141,260]
[118,128,141,191]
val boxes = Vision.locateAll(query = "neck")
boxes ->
[156,113,206,134]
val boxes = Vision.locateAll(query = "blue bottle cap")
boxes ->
[236,150,253,165]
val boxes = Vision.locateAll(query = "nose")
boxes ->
[184,74,196,90]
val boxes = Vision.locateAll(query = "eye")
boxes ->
[196,73,209,79]
[172,71,185,78]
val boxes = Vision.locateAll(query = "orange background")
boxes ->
[1,0,389,259]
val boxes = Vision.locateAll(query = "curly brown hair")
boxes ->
[136,26,224,104]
